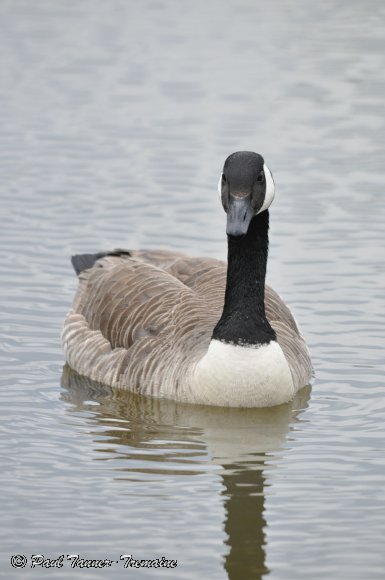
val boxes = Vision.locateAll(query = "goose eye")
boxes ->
[222,174,227,183]
[257,171,265,183]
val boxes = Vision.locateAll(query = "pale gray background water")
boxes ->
[1,0,384,578]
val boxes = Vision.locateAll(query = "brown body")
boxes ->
[62,250,312,403]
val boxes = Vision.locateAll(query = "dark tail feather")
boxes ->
[71,253,103,276]
[71,249,131,276]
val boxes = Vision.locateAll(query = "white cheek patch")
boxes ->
[257,163,275,214]
[217,172,223,199]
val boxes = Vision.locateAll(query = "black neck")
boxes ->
[212,211,276,346]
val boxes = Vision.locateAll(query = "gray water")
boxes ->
[1,0,385,578]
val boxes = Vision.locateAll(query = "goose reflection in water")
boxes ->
[61,365,310,580]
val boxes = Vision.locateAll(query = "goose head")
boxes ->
[218,151,275,237]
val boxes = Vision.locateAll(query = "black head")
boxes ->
[218,151,275,237]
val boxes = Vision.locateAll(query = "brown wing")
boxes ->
[62,253,221,396]
[265,286,313,388]
[131,250,227,303]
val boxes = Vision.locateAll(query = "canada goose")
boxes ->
[62,151,312,407]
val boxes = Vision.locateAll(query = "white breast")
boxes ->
[191,339,294,407]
